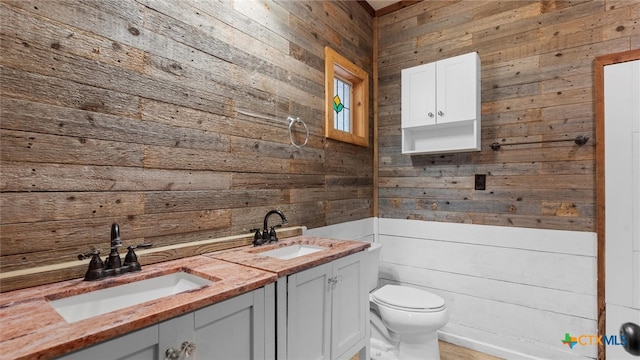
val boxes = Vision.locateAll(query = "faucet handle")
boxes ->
[269,226,280,243]
[78,249,100,260]
[124,243,151,258]
[250,229,264,246]
[123,243,152,272]
[79,249,105,280]
[128,243,152,250]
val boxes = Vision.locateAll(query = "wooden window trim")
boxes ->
[325,47,369,147]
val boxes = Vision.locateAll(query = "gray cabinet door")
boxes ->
[331,251,365,360]
[192,288,267,360]
[287,262,332,360]
[55,325,159,360]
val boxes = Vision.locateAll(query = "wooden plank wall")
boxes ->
[0,1,374,280]
[378,219,598,359]
[377,0,640,232]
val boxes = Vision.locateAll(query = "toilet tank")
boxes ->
[366,242,382,291]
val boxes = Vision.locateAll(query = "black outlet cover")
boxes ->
[475,174,486,190]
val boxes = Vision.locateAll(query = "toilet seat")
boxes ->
[371,285,445,313]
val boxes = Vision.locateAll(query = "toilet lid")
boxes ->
[371,285,445,311]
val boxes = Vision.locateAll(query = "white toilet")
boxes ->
[366,243,449,360]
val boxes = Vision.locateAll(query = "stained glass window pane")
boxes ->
[333,77,351,133]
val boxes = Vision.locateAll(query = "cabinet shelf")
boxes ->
[402,119,479,155]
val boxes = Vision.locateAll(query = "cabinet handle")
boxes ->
[328,275,343,289]
[165,348,180,360]
[437,110,444,116]
[428,112,434,118]
[165,341,196,360]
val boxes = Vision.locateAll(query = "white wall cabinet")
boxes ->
[56,286,273,360]
[283,251,367,360]
[401,52,481,154]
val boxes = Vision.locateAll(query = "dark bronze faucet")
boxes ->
[252,210,288,246]
[78,223,151,281]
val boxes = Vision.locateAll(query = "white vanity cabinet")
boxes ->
[282,251,367,360]
[401,51,481,154]
[56,285,273,360]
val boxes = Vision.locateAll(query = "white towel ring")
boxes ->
[288,116,309,148]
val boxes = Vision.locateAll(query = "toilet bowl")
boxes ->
[366,243,449,360]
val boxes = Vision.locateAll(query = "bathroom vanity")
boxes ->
[0,236,369,360]
[286,252,366,360]
[213,237,369,360]
[57,286,271,360]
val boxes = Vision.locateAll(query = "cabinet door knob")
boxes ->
[165,341,196,360]
[428,112,434,118]
[165,348,180,360]
[328,276,339,289]
[437,110,444,116]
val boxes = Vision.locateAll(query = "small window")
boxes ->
[333,77,351,133]
[325,47,369,147]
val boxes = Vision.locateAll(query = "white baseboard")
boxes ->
[438,330,592,360]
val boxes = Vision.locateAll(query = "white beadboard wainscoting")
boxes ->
[306,218,597,360]
[304,217,377,243]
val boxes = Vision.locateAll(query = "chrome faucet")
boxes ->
[78,223,151,281]
[253,210,288,246]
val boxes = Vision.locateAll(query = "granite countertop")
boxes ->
[209,235,371,276]
[0,256,276,360]
[0,235,369,359]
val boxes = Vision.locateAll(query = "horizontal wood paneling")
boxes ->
[377,0,640,231]
[378,218,597,359]
[0,0,373,288]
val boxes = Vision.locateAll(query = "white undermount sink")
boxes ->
[259,244,325,260]
[48,271,212,323]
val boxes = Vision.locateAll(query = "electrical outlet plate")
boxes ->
[475,174,486,190]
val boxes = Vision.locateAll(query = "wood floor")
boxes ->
[440,341,503,360]
[351,341,503,360]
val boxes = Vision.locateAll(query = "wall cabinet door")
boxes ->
[401,52,480,154]
[402,62,436,128]
[56,286,271,360]
[436,53,479,125]
[286,251,366,360]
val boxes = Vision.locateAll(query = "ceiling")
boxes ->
[366,0,399,10]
